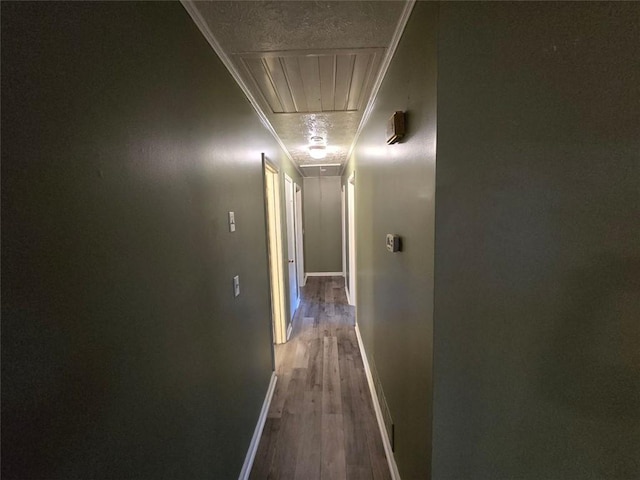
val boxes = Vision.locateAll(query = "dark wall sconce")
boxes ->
[386,111,405,144]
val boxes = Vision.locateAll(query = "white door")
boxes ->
[284,175,299,321]
[295,185,305,287]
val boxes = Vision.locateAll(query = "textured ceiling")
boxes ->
[186,1,409,176]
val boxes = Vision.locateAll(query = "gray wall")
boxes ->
[1,2,296,478]
[303,176,343,273]
[343,3,438,478]
[433,3,640,479]
[347,1,639,479]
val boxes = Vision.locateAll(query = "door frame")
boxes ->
[295,184,305,288]
[263,156,287,345]
[284,173,299,324]
[347,172,356,307]
[341,185,346,278]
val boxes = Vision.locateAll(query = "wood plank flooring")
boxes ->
[250,276,391,480]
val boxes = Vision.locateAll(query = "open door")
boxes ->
[264,158,287,344]
[284,174,299,323]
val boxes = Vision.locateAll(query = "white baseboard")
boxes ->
[354,324,401,480]
[238,372,277,480]
[305,272,343,277]
[286,321,293,341]
[345,285,357,307]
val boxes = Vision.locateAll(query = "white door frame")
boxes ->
[284,174,299,324]
[347,172,356,307]
[263,158,287,345]
[341,185,346,278]
[295,184,305,288]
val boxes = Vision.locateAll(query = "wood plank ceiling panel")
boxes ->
[282,57,309,113]
[263,57,296,112]
[298,56,323,112]
[348,52,375,111]
[318,55,336,111]
[242,57,284,113]
[334,54,355,112]
[239,48,384,114]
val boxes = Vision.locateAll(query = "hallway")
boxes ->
[3,2,639,479]
[250,277,391,480]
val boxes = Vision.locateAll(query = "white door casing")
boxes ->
[264,160,287,344]
[341,186,346,278]
[284,174,299,321]
[347,172,356,307]
[295,185,305,287]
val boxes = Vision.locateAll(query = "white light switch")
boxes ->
[233,275,240,297]
[229,211,236,232]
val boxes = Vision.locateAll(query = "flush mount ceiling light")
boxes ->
[308,145,327,159]
[308,136,327,159]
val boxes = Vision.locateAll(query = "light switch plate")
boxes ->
[233,275,240,297]
[229,211,236,232]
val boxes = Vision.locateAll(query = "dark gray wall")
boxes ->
[343,3,438,478]
[1,3,295,478]
[433,3,640,479]
[303,176,343,273]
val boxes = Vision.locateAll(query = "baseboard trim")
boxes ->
[238,372,277,480]
[355,324,401,480]
[305,272,343,277]
[286,321,293,341]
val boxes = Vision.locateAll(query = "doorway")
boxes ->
[341,185,346,277]
[347,172,356,307]
[264,157,287,344]
[284,174,299,326]
[295,184,305,288]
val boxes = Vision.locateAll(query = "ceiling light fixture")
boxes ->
[308,145,327,159]
[308,135,327,160]
[300,163,341,168]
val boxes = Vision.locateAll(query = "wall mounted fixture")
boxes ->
[386,111,405,144]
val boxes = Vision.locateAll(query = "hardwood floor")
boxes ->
[250,276,391,480]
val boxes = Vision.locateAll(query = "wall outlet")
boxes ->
[386,233,401,252]
[229,211,236,232]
